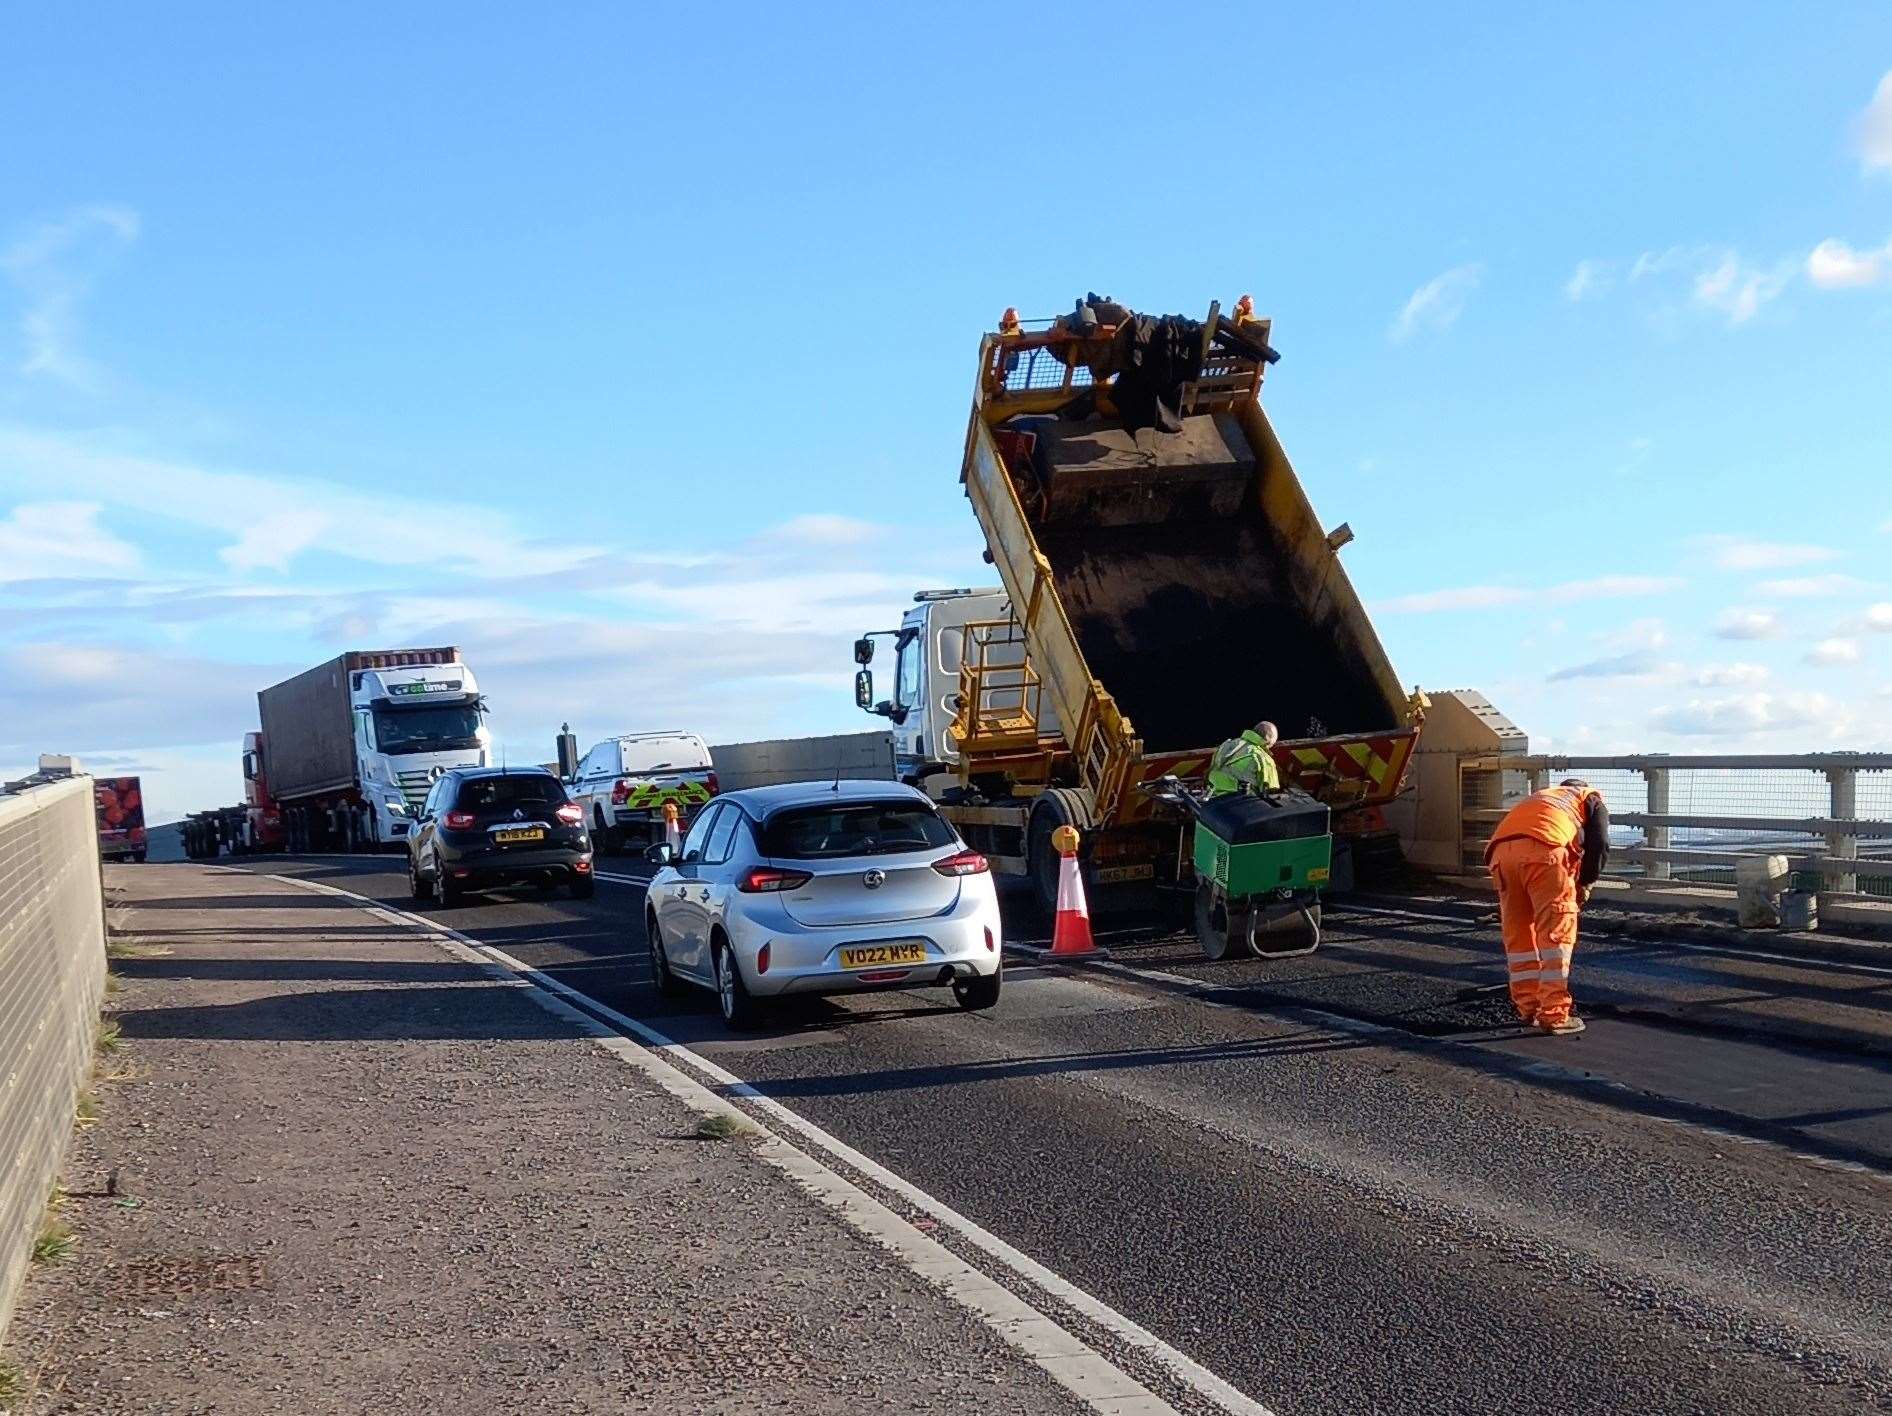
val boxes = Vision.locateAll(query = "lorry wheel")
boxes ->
[1027,788,1097,917]
[131,850,147,864]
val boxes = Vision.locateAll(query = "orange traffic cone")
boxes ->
[1048,825,1100,959]
[662,801,683,855]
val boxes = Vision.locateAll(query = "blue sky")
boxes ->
[3,4,1890,818]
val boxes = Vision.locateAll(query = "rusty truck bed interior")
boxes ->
[1009,412,1398,751]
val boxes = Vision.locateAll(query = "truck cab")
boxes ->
[349,661,490,843]
[857,588,1058,784]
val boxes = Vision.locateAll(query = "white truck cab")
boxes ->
[351,661,490,842]
[855,588,1061,784]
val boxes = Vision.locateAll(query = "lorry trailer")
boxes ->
[854,296,1425,929]
[185,648,491,857]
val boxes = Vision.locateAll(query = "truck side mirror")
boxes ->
[854,637,875,665]
[855,670,875,711]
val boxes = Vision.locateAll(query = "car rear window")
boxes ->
[454,775,567,811]
[621,735,711,773]
[759,802,955,859]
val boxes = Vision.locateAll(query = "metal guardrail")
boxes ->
[1458,753,1892,900]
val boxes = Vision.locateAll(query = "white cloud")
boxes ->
[758,514,883,548]
[1564,260,1613,302]
[1693,662,1769,687]
[1547,650,1667,682]
[1714,607,1783,640]
[1651,690,1843,738]
[1698,535,1839,571]
[1390,263,1481,343]
[1859,69,1892,173]
[1605,616,1669,651]
[1806,637,1860,666]
[1807,236,1890,289]
[1756,573,1873,598]
[1374,573,1679,616]
[0,204,140,392]
[1691,252,1794,324]
[1865,603,1892,631]
[0,426,598,578]
[0,501,139,581]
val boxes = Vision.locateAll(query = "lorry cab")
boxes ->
[857,588,1063,784]
[349,660,490,842]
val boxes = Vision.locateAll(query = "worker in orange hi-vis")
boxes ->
[1483,779,1611,1035]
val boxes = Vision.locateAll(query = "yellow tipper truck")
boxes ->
[853,296,1425,921]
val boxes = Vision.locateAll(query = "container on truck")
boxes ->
[853,297,1426,941]
[2,755,147,863]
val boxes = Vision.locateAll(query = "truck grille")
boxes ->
[396,769,435,809]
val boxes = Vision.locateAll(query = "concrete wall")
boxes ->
[709,732,896,792]
[0,778,106,1340]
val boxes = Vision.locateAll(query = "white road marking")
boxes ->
[263,871,1277,1416]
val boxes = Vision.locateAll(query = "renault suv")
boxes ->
[643,781,1001,1029]
[408,766,594,906]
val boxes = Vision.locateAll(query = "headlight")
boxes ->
[384,797,406,815]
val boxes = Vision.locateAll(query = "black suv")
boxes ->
[408,767,594,906]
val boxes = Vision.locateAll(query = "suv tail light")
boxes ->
[443,810,476,829]
[706,770,720,796]
[555,802,583,825]
[738,866,813,894]
[610,780,629,805]
[931,850,990,877]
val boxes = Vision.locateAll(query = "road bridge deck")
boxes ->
[160,851,1892,1415]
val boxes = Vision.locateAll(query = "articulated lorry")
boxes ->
[853,297,1425,926]
[184,648,491,857]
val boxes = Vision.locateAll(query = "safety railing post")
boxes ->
[1642,765,1671,882]
[1826,766,1859,897]
[1528,766,1549,793]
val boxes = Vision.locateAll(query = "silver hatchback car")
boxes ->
[643,781,1002,1028]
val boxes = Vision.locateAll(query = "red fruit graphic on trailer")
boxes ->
[94,776,148,862]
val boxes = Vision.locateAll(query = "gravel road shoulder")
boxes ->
[0,863,1090,1416]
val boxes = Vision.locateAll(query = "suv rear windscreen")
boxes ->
[759,802,955,859]
[621,735,711,773]
[454,775,567,813]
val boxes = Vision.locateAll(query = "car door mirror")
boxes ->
[645,842,677,866]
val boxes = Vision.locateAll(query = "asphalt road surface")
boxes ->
[229,853,1892,1415]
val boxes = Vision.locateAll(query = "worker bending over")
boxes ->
[1484,779,1610,1035]
[1207,720,1280,798]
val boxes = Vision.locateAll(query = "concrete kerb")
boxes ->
[270,874,1281,1416]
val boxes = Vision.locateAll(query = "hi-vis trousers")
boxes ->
[1486,836,1579,1026]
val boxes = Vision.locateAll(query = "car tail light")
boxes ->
[757,941,771,974]
[706,771,719,796]
[931,850,989,877]
[574,858,592,873]
[444,810,476,829]
[555,802,583,825]
[738,866,813,893]
[984,927,995,952]
[610,779,629,805]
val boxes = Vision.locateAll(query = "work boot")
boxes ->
[1536,1015,1585,1035]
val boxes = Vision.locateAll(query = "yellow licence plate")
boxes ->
[1095,863,1155,884]
[839,944,928,970]
[493,827,546,844]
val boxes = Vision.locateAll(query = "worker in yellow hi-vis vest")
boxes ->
[1206,721,1281,798]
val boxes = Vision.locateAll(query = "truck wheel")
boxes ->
[592,807,615,856]
[131,850,147,864]
[1027,788,1096,916]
